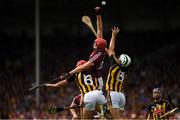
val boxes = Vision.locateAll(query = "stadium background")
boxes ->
[0,0,180,119]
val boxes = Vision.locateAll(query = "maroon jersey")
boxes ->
[89,50,106,77]
[72,94,82,105]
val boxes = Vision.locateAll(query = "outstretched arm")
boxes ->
[68,50,104,75]
[45,79,68,87]
[59,61,93,80]
[97,15,103,38]
[60,50,105,80]
[69,61,93,75]
[95,7,103,38]
[106,27,119,56]
[109,27,119,53]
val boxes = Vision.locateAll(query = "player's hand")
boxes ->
[45,83,50,87]
[45,83,53,87]
[112,27,120,36]
[48,106,57,114]
[60,72,71,80]
[95,6,101,15]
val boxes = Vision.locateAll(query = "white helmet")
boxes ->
[119,54,131,67]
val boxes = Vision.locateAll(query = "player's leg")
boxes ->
[118,92,126,119]
[108,91,126,119]
[83,108,94,119]
[83,91,96,119]
[95,90,107,119]
[70,102,79,119]
[70,94,82,119]
[83,90,107,119]
[109,108,120,119]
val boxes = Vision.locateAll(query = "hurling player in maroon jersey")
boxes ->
[59,7,107,87]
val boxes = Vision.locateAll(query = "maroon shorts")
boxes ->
[73,94,82,105]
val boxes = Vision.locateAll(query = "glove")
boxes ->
[60,72,71,80]
[95,6,101,15]
[48,106,57,114]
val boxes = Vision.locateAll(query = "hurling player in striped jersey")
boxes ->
[105,27,132,119]
[147,88,176,120]
[45,60,106,119]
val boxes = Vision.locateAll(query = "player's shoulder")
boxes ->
[158,99,173,107]
[150,100,162,107]
[120,65,129,72]
[160,99,170,103]
[90,50,101,57]
[95,49,106,54]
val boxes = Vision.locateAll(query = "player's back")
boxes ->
[106,56,129,92]
[89,49,106,77]
[75,71,100,95]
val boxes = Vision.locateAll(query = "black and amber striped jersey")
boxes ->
[106,55,128,92]
[67,71,100,95]
[147,99,174,120]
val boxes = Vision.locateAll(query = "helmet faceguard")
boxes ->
[119,54,131,67]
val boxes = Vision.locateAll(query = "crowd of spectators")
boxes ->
[0,29,180,119]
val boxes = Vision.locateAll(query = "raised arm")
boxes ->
[109,27,119,52]
[95,7,103,38]
[106,27,119,56]
[45,79,69,87]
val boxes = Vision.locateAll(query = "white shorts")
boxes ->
[109,91,126,110]
[84,90,107,111]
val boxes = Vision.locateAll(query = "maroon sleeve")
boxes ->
[89,52,102,64]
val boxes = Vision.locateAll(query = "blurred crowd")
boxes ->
[0,29,180,119]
